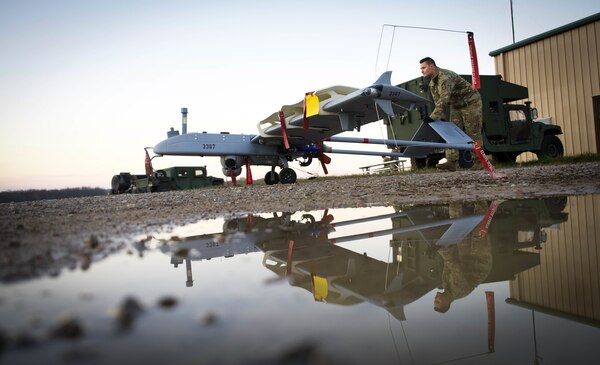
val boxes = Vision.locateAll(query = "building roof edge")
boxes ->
[489,12,600,56]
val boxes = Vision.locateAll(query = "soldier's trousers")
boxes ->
[446,97,483,163]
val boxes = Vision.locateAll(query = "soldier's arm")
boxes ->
[430,77,455,120]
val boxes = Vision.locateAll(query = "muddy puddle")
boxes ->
[1,195,599,364]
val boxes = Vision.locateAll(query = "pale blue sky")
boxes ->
[1,0,598,190]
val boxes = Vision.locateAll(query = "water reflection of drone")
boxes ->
[156,198,568,320]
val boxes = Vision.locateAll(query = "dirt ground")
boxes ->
[1,161,599,282]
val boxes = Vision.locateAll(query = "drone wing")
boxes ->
[251,71,429,147]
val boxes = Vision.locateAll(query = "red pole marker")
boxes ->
[144,148,153,177]
[286,240,294,276]
[244,157,253,185]
[478,199,503,238]
[467,32,480,89]
[486,291,496,353]
[472,141,505,179]
[245,214,254,227]
[278,110,290,150]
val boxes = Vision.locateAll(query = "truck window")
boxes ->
[177,169,188,178]
[509,109,527,123]
[194,169,206,177]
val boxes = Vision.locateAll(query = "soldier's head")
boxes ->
[433,291,451,313]
[419,57,437,77]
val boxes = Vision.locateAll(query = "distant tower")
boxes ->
[181,107,188,135]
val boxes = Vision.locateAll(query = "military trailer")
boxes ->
[387,75,564,168]
[111,166,224,194]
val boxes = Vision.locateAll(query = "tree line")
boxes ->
[0,187,109,203]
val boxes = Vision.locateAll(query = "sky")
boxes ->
[1,0,599,190]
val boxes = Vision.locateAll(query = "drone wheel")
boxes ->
[264,171,279,185]
[279,168,297,184]
[299,156,313,167]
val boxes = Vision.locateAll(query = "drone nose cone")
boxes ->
[362,86,381,98]
[362,87,374,96]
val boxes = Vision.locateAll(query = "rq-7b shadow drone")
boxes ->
[152,71,475,184]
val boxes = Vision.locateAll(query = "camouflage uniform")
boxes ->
[429,68,483,164]
[437,202,491,304]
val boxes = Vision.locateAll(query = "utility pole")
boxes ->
[510,0,516,43]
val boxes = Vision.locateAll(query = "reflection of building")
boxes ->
[508,194,600,326]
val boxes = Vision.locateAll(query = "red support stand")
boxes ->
[286,240,294,276]
[486,291,496,353]
[316,141,330,175]
[245,157,253,185]
[144,148,153,177]
[278,111,290,150]
[467,32,481,89]
[478,200,503,238]
[472,142,505,179]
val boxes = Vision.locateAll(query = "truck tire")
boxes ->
[543,196,567,214]
[426,156,441,167]
[411,158,427,169]
[458,150,474,168]
[410,158,427,169]
[111,174,132,194]
[154,182,173,192]
[411,156,440,169]
[110,175,120,194]
[211,178,225,186]
[536,135,564,159]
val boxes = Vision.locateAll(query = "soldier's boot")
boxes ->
[435,160,457,172]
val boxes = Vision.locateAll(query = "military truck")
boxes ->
[387,75,564,168]
[111,166,224,194]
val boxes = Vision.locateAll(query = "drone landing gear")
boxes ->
[279,168,297,184]
[264,167,297,185]
[264,170,279,185]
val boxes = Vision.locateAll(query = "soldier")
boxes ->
[419,57,483,171]
[433,202,492,313]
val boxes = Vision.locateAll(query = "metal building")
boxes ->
[489,12,600,160]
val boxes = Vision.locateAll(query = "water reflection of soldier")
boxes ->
[434,202,492,313]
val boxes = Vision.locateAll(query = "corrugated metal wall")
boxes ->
[510,194,600,322]
[493,20,600,160]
